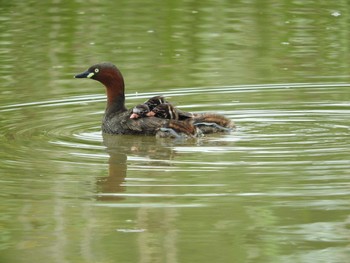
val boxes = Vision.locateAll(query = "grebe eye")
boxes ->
[94,68,99,73]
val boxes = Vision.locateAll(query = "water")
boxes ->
[1,1,350,263]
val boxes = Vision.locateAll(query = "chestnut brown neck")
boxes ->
[98,72,127,116]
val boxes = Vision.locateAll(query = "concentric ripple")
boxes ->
[1,83,349,263]
[3,82,348,194]
[1,82,349,154]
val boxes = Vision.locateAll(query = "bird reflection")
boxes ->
[96,134,176,201]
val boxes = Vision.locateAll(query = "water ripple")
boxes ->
[1,83,349,169]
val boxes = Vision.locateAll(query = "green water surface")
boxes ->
[0,1,349,263]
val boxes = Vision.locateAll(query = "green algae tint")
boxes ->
[1,1,350,263]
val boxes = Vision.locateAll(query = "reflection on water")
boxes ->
[1,0,350,262]
[2,84,349,262]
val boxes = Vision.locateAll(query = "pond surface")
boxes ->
[1,1,350,263]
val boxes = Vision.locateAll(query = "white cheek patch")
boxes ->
[87,72,95,78]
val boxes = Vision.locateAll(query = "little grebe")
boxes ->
[130,104,150,119]
[146,103,179,120]
[74,62,234,137]
[143,95,168,110]
[146,102,196,121]
[130,96,168,119]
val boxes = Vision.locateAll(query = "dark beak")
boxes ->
[74,70,92,78]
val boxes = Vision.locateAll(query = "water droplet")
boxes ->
[331,11,341,17]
